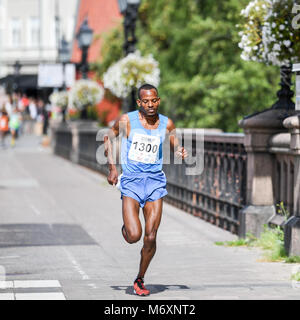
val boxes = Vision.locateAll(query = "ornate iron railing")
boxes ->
[163,131,247,234]
[51,124,248,234]
[52,125,72,160]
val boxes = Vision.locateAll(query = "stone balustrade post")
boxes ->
[282,114,300,255]
[70,121,100,164]
[70,122,80,164]
[238,108,296,238]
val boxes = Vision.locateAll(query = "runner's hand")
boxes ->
[175,146,188,159]
[107,168,118,186]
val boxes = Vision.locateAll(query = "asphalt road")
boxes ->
[0,133,299,300]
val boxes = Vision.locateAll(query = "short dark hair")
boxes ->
[138,84,158,99]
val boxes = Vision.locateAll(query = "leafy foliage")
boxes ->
[70,79,104,111]
[49,91,69,109]
[103,51,160,98]
[214,202,300,262]
[93,0,281,132]
[239,0,300,66]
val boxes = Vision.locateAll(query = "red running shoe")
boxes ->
[133,278,150,296]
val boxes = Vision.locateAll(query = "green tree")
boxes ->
[91,25,124,77]
[93,0,281,132]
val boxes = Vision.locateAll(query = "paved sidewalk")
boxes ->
[0,134,299,300]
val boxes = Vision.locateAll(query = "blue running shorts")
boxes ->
[119,171,168,208]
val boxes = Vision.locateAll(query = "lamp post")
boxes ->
[118,0,141,112]
[59,36,70,89]
[272,65,295,110]
[58,36,70,122]
[76,18,93,80]
[293,63,300,111]
[76,18,93,119]
[118,0,141,55]
[13,60,21,93]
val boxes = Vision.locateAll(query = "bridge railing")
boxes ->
[163,130,247,235]
[51,122,247,235]
[50,111,300,255]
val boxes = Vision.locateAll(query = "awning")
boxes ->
[0,74,38,89]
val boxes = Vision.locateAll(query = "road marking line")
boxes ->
[14,280,61,288]
[30,204,41,216]
[0,179,39,188]
[63,248,90,280]
[0,293,14,300]
[15,292,66,300]
[0,281,13,289]
[0,280,66,300]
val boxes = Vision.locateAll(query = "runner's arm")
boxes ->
[166,118,188,159]
[104,114,128,185]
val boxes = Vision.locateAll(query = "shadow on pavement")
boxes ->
[111,284,190,296]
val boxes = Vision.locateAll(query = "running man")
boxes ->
[0,108,9,148]
[9,108,22,147]
[104,84,187,296]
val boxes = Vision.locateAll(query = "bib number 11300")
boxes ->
[128,133,160,164]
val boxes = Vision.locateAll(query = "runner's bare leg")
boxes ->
[122,196,142,243]
[137,198,163,279]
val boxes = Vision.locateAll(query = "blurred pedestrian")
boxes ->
[21,94,30,115]
[29,98,37,120]
[0,107,9,148]
[17,94,25,135]
[9,108,22,147]
[5,95,13,116]
[37,98,49,136]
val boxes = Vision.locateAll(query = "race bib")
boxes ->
[128,133,160,164]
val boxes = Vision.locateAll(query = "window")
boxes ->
[11,18,21,47]
[29,17,40,47]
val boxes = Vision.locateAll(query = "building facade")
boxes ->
[0,0,78,80]
[71,0,122,125]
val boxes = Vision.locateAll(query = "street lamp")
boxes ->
[272,65,295,110]
[58,36,70,122]
[59,36,70,88]
[76,18,93,79]
[118,0,141,112]
[293,63,300,111]
[59,36,70,66]
[13,60,21,93]
[118,0,141,55]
